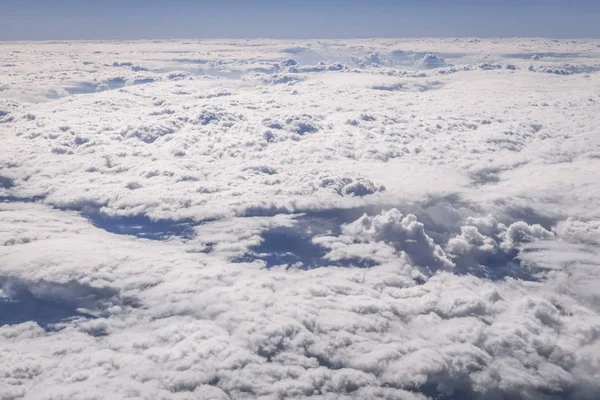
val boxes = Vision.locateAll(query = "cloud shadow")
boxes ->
[0,276,138,331]
[83,211,197,240]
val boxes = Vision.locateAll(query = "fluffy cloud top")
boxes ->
[1,38,600,399]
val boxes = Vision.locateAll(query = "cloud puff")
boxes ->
[319,176,385,197]
[447,215,554,271]
[341,209,455,271]
[415,54,447,69]
[1,38,600,399]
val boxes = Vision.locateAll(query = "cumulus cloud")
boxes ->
[1,38,600,399]
[341,209,454,271]
[415,54,447,69]
[319,176,385,197]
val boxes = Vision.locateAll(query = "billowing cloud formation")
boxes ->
[1,38,600,399]
[341,209,455,270]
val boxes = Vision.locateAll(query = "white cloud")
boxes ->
[1,38,600,399]
[341,209,454,271]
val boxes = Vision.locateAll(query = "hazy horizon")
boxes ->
[2,0,600,40]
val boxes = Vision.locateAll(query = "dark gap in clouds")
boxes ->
[105,77,127,86]
[370,81,443,92]
[0,291,94,329]
[278,48,465,70]
[61,77,127,97]
[1,192,555,279]
[240,205,301,218]
[170,58,210,65]
[0,177,15,189]
[234,195,556,280]
[240,203,390,222]
[64,82,109,95]
[397,194,480,243]
[49,77,158,100]
[502,205,559,231]
[83,211,198,240]
[155,50,198,54]
[313,354,343,370]
[234,213,380,269]
[469,168,501,187]
[0,195,45,203]
[232,197,468,270]
[239,193,474,237]
[504,52,588,59]
[282,47,307,55]
[199,243,214,254]
[414,380,476,400]
[0,276,137,331]
[50,200,204,240]
[0,195,202,241]
[233,224,334,269]
[528,64,600,75]
[405,382,576,400]
[390,50,467,60]
[453,249,541,282]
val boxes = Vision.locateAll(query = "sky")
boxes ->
[1,0,600,40]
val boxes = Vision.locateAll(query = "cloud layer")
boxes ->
[1,38,600,399]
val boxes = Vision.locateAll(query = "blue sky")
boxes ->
[1,0,599,40]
